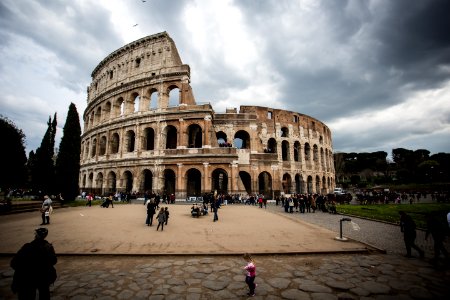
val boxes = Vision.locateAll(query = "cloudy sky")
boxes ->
[1,0,449,158]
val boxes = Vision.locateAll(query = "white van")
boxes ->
[334,188,344,195]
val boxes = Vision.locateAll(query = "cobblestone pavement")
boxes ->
[1,204,449,299]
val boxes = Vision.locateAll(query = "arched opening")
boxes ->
[281,127,289,138]
[313,144,319,164]
[307,176,313,194]
[258,171,272,198]
[216,131,228,147]
[165,125,177,149]
[114,97,124,117]
[282,140,290,161]
[267,138,277,153]
[282,173,292,194]
[91,139,97,158]
[239,171,252,195]
[133,94,140,112]
[186,168,201,197]
[168,87,180,107]
[322,176,326,194]
[187,124,202,148]
[293,141,300,162]
[163,169,176,196]
[90,111,95,127]
[95,172,104,195]
[320,148,325,169]
[304,143,311,162]
[144,127,155,150]
[107,171,116,194]
[150,89,158,109]
[88,172,94,189]
[142,169,153,193]
[315,175,321,194]
[123,171,133,193]
[95,106,101,123]
[84,141,90,159]
[126,130,135,152]
[234,130,250,149]
[99,136,107,156]
[295,174,304,194]
[211,168,228,194]
[82,174,86,189]
[104,101,111,120]
[110,133,120,154]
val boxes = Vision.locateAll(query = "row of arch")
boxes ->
[80,167,334,197]
[85,87,182,130]
[82,127,333,172]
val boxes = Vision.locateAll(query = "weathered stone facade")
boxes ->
[80,32,335,199]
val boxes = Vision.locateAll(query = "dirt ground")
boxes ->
[0,204,371,255]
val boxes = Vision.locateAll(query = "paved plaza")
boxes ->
[0,203,449,299]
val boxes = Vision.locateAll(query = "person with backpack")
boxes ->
[399,211,425,258]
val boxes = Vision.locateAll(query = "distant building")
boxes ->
[79,32,335,199]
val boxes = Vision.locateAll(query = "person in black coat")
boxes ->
[399,211,425,258]
[10,227,57,300]
[146,199,156,226]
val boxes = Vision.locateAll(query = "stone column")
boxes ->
[203,162,209,194]
[177,163,183,198]
[203,115,212,148]
[230,163,238,194]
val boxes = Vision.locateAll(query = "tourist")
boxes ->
[399,211,424,258]
[243,253,256,297]
[10,228,57,299]
[146,199,156,226]
[425,213,449,265]
[40,195,52,225]
[164,207,170,225]
[213,191,219,222]
[156,208,166,231]
[108,194,114,208]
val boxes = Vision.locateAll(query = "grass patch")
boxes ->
[336,203,450,229]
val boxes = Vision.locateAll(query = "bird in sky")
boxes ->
[133,24,138,27]
[142,0,146,2]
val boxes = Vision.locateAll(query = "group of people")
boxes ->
[145,199,170,231]
[399,211,449,267]
[191,203,208,217]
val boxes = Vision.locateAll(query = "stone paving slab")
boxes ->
[0,204,373,255]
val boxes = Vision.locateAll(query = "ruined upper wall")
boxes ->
[87,32,188,102]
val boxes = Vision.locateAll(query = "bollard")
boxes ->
[335,218,351,241]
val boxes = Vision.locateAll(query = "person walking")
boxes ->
[156,207,166,231]
[399,211,425,258]
[164,207,170,225]
[243,253,256,297]
[146,199,156,226]
[40,195,52,225]
[425,213,449,266]
[10,228,57,300]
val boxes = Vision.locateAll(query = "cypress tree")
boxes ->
[55,103,81,201]
[0,116,27,190]
[31,114,57,195]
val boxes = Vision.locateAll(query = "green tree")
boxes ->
[55,103,81,201]
[30,114,57,195]
[0,116,27,190]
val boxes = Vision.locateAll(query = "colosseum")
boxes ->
[80,32,335,200]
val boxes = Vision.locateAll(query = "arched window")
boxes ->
[104,101,111,120]
[267,138,277,153]
[91,139,97,158]
[293,141,300,162]
[212,168,228,194]
[282,140,290,161]
[123,171,133,193]
[110,133,120,154]
[216,131,228,147]
[281,127,289,138]
[188,124,202,148]
[150,89,158,109]
[282,173,292,194]
[126,130,135,152]
[186,168,201,197]
[144,127,155,150]
[99,136,107,156]
[168,86,180,107]
[165,125,177,149]
[163,169,176,195]
[234,130,250,149]
[107,171,116,193]
[313,144,319,163]
[258,171,272,197]
[304,143,311,161]
[133,94,140,113]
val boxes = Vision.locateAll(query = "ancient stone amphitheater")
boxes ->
[80,32,335,199]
